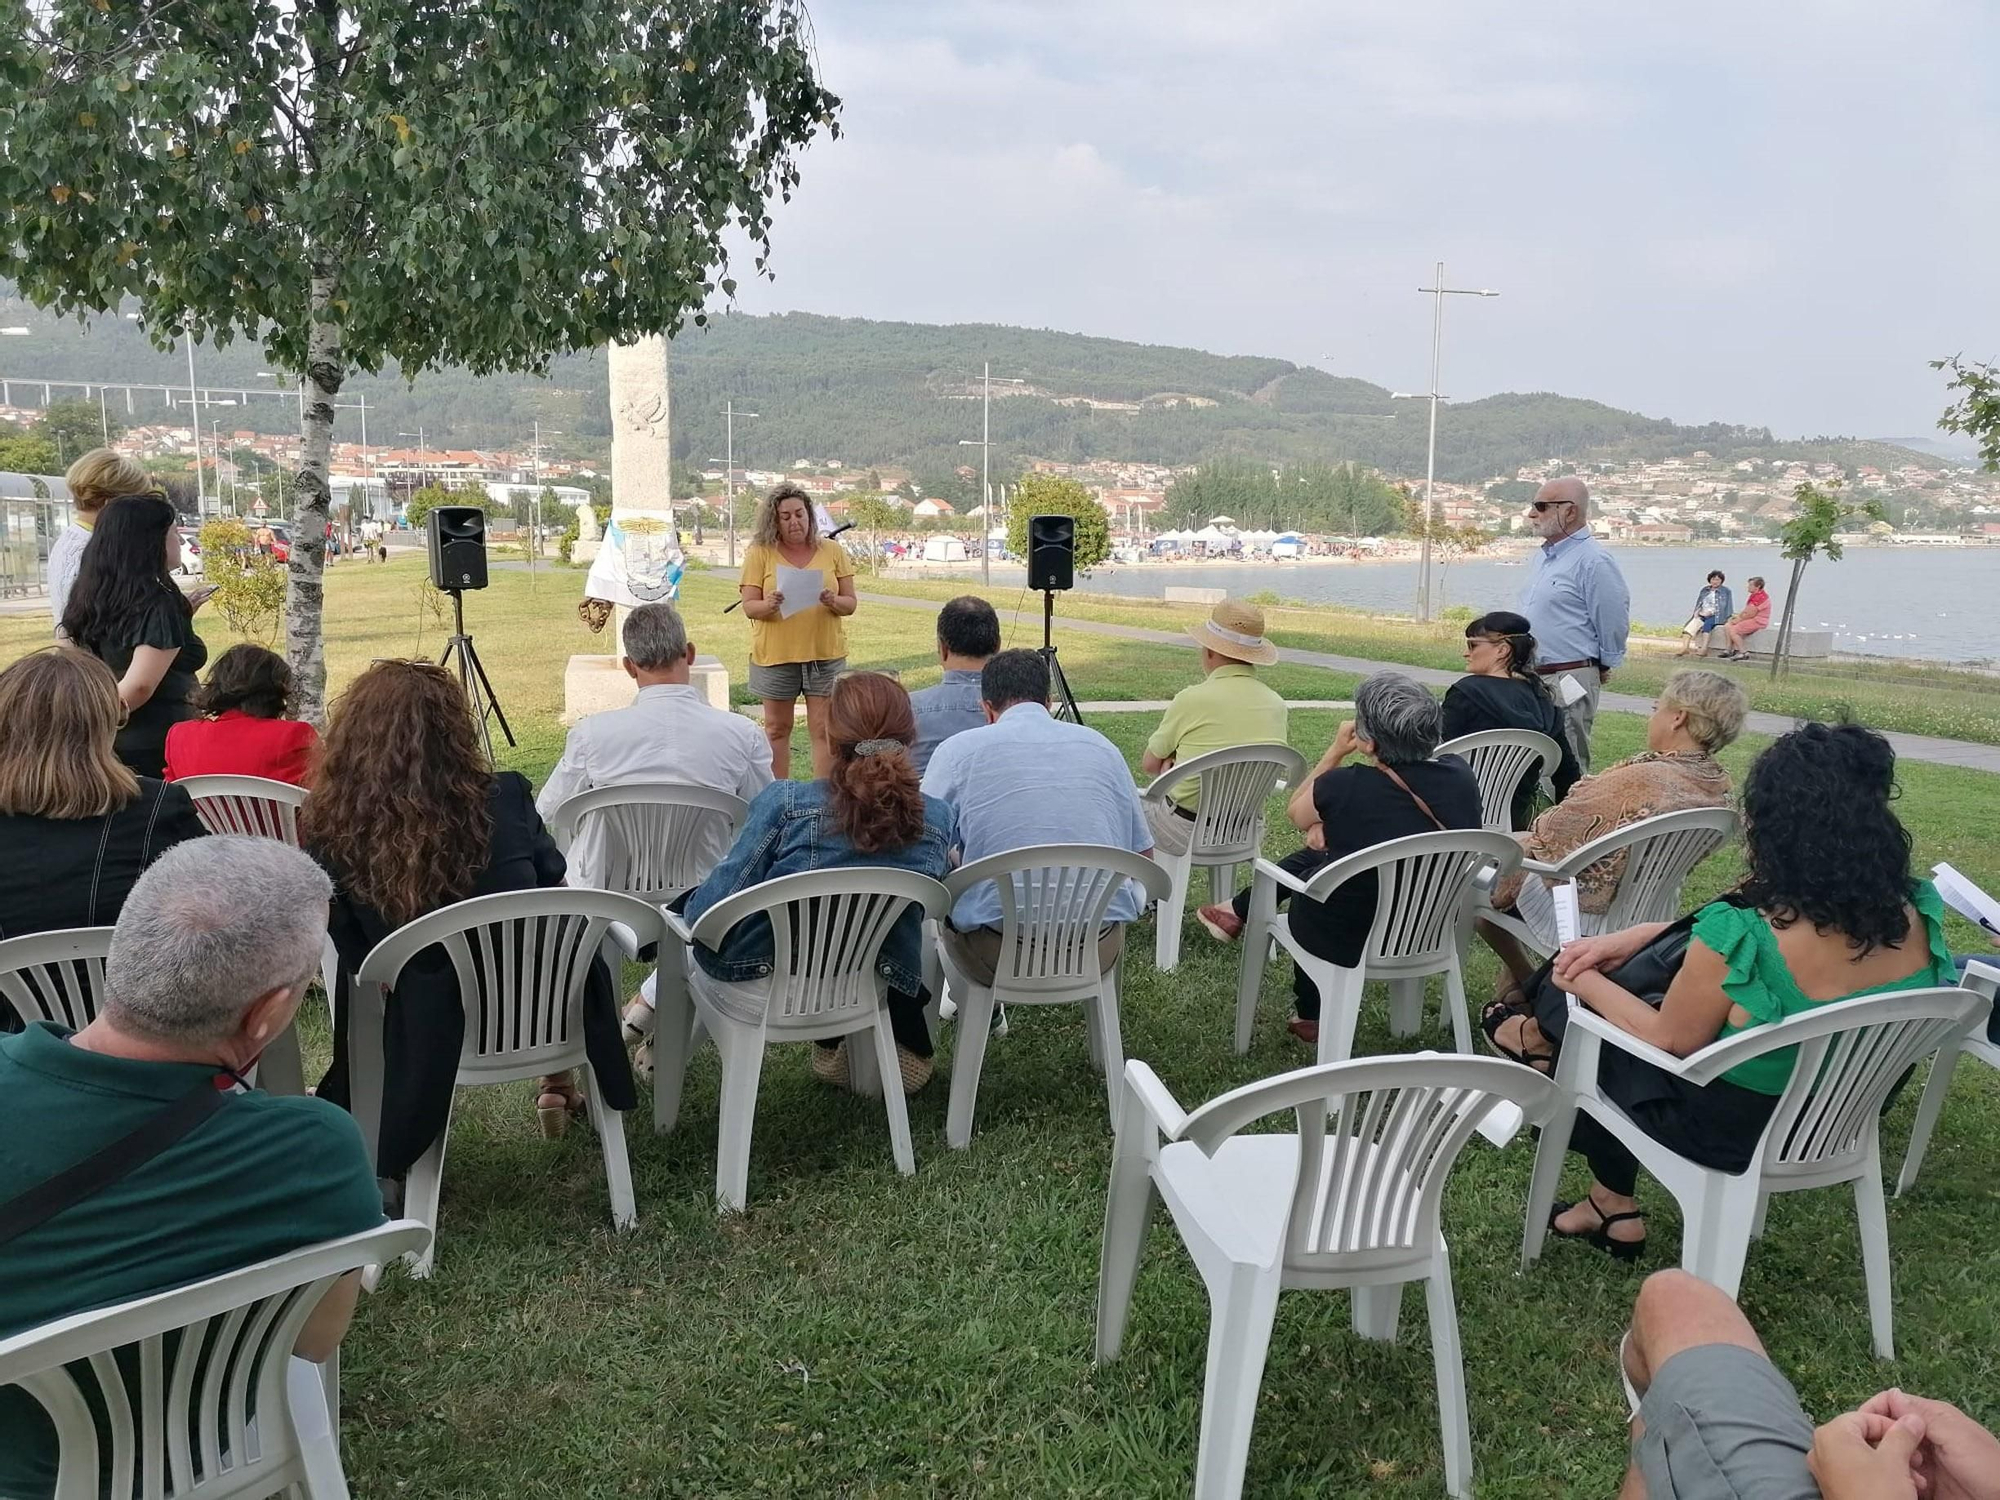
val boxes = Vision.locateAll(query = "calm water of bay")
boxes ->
[952,546,1998,666]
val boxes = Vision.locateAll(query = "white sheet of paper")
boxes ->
[775,566,824,620]
[1933,862,2000,934]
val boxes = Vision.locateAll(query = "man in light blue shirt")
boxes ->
[908,596,1000,774]
[1516,476,1630,772]
[921,648,1155,985]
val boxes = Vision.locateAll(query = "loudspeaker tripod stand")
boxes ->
[1041,589,1082,724]
[440,588,516,755]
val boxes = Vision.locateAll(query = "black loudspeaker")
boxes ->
[427,506,488,590]
[1027,513,1075,592]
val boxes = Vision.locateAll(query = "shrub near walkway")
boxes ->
[8,561,1995,1495]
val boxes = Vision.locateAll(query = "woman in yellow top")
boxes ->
[738,481,858,780]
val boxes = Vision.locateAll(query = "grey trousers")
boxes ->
[1558,664,1604,774]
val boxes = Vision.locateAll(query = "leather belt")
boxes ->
[1536,659,1594,676]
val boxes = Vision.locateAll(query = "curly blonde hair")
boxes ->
[749,481,819,551]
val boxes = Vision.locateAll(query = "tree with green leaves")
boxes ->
[34,397,120,465]
[0,1,837,719]
[1769,480,1886,678]
[1935,355,2000,470]
[0,433,59,476]
[197,518,285,643]
[404,481,494,532]
[1005,474,1110,571]
[846,493,900,568]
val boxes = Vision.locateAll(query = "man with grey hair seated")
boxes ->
[536,600,772,1059]
[1199,671,1481,1045]
[0,839,385,1497]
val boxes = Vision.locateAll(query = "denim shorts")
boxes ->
[748,657,846,701]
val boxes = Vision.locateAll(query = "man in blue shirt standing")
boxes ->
[908,596,1000,774]
[1516,475,1630,771]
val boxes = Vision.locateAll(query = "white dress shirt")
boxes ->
[536,681,774,888]
[46,521,91,637]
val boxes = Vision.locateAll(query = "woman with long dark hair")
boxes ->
[1440,609,1582,827]
[681,671,955,1092]
[61,493,214,777]
[1495,722,1956,1259]
[164,642,319,785]
[304,660,634,1181]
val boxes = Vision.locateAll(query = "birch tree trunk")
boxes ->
[1769,554,1807,681]
[286,268,344,724]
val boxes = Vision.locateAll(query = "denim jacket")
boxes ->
[1693,584,1733,621]
[683,779,957,994]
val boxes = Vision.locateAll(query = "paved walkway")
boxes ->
[848,584,2000,776]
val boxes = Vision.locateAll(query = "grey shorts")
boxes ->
[748,657,846,701]
[1635,1344,1817,1500]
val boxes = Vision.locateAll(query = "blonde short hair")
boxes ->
[1661,668,1750,754]
[65,448,153,514]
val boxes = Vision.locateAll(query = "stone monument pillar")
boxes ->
[562,335,732,724]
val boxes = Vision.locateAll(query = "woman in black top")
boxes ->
[60,493,213,778]
[1440,610,1582,829]
[1270,673,1483,1045]
[0,649,207,1022]
[303,660,634,1181]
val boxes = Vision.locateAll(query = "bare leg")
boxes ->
[762,697,797,782]
[803,693,833,779]
[1619,1270,1770,1497]
[1477,915,1540,990]
[1552,1182,1645,1244]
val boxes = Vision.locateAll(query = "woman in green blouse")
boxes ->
[1518,722,1957,1259]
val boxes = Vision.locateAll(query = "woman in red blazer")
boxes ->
[164,643,319,785]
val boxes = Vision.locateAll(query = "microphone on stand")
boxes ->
[724,522,859,612]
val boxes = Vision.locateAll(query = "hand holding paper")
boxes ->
[775,565,824,620]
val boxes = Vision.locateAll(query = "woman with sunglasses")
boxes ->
[1441,610,1582,829]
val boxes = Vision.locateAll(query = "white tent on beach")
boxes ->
[922,535,969,563]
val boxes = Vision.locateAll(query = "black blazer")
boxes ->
[311,771,633,1177]
[0,778,208,940]
[1440,674,1584,829]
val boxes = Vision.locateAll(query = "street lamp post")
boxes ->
[530,421,564,581]
[398,429,428,495]
[721,401,758,568]
[1394,263,1498,621]
[958,364,1027,585]
[184,335,206,516]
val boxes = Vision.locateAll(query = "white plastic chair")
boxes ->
[1140,743,1306,973]
[1235,829,1525,1064]
[0,923,307,1096]
[1097,1054,1558,1500]
[1482,806,1738,959]
[0,925,114,1030]
[176,773,309,846]
[1433,728,1562,833]
[650,868,951,1212]
[547,781,749,903]
[345,888,669,1276]
[0,1219,430,1500]
[1522,986,1989,1358]
[1896,960,2000,1195]
[938,844,1171,1147]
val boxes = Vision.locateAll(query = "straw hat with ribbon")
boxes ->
[1187,599,1278,665]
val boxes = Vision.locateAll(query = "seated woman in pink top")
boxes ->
[164,643,319,785]
[1717,576,1772,661]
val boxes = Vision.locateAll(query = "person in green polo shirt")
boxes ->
[1140,598,1291,857]
[0,837,384,1499]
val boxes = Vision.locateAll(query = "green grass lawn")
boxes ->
[12,558,2000,1496]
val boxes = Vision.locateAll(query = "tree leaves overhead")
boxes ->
[1163,456,1406,535]
[1935,355,2000,472]
[0,0,840,376]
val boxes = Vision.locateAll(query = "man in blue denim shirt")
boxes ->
[909,596,1001,775]
[921,650,1155,986]
[1517,476,1630,772]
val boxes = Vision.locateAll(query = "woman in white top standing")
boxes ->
[48,448,154,638]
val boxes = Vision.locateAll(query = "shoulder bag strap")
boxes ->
[0,1079,228,1247]
[1373,763,1447,832]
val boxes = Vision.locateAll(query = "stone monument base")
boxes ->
[571,539,601,565]
[562,653,731,726]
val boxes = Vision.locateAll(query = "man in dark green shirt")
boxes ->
[0,839,384,1498]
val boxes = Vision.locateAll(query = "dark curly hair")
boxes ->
[1737,722,1915,957]
[192,643,295,719]
[301,660,494,925]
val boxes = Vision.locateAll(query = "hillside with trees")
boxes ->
[0,294,1942,486]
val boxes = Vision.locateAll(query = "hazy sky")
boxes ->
[729,1,2000,442]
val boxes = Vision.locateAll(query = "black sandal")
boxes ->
[1550,1196,1646,1263]
[1480,993,1556,1075]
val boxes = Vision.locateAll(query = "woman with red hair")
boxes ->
[681,671,956,1091]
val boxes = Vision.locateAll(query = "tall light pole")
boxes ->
[721,400,758,567]
[184,334,206,516]
[530,421,564,577]
[398,428,427,497]
[1396,263,1498,621]
[958,363,1027,584]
